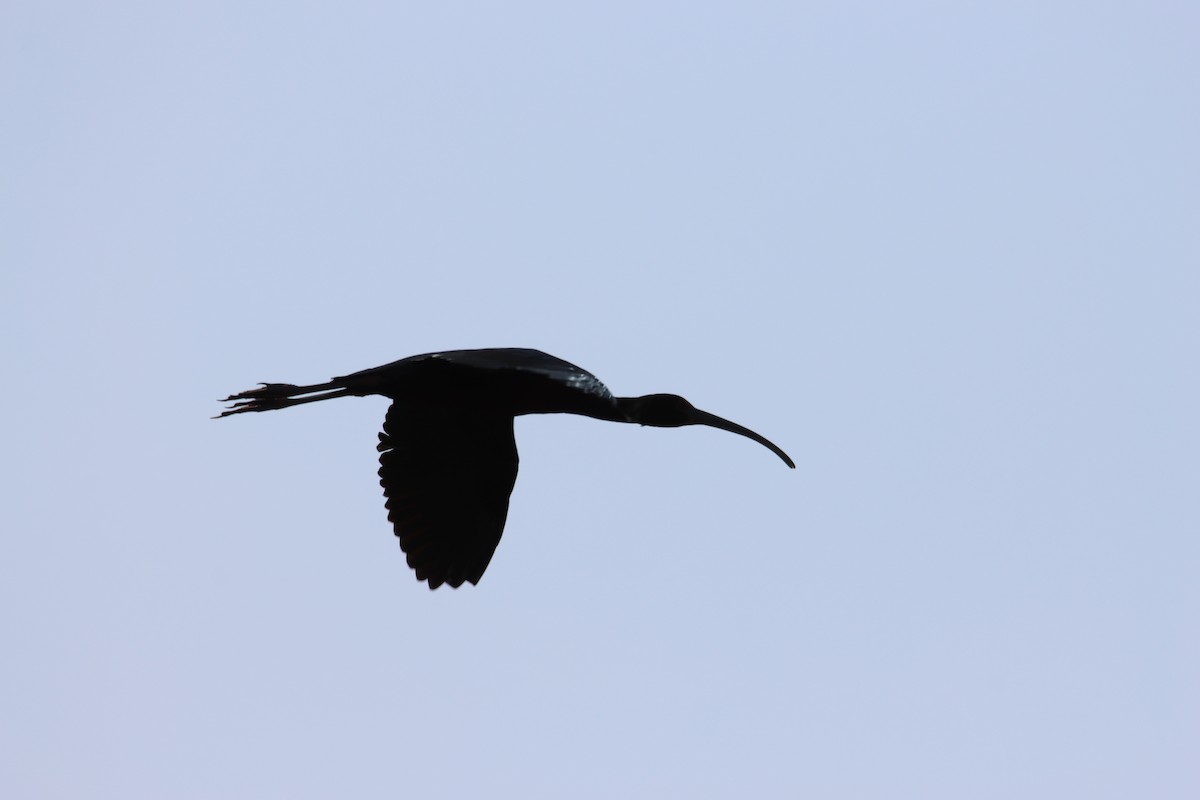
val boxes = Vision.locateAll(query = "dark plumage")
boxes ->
[218,348,793,589]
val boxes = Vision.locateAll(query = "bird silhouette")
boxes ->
[218,348,793,589]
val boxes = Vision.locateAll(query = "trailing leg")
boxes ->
[216,381,356,417]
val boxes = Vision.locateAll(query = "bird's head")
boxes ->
[622,393,699,427]
[618,394,795,468]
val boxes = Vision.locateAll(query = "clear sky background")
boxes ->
[3,2,1197,797]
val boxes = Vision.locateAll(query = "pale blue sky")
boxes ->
[3,2,1197,797]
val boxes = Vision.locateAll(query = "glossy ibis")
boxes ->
[218,348,793,589]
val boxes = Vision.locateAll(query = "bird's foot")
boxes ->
[214,383,306,417]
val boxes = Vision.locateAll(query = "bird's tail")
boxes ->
[215,380,358,418]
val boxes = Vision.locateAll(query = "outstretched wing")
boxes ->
[377,402,518,589]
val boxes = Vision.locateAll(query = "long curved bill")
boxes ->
[691,409,795,469]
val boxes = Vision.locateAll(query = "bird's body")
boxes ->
[341,348,622,419]
[219,348,793,589]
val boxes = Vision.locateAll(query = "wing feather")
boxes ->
[426,348,614,402]
[377,403,519,589]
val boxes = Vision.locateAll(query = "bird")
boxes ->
[218,348,794,589]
